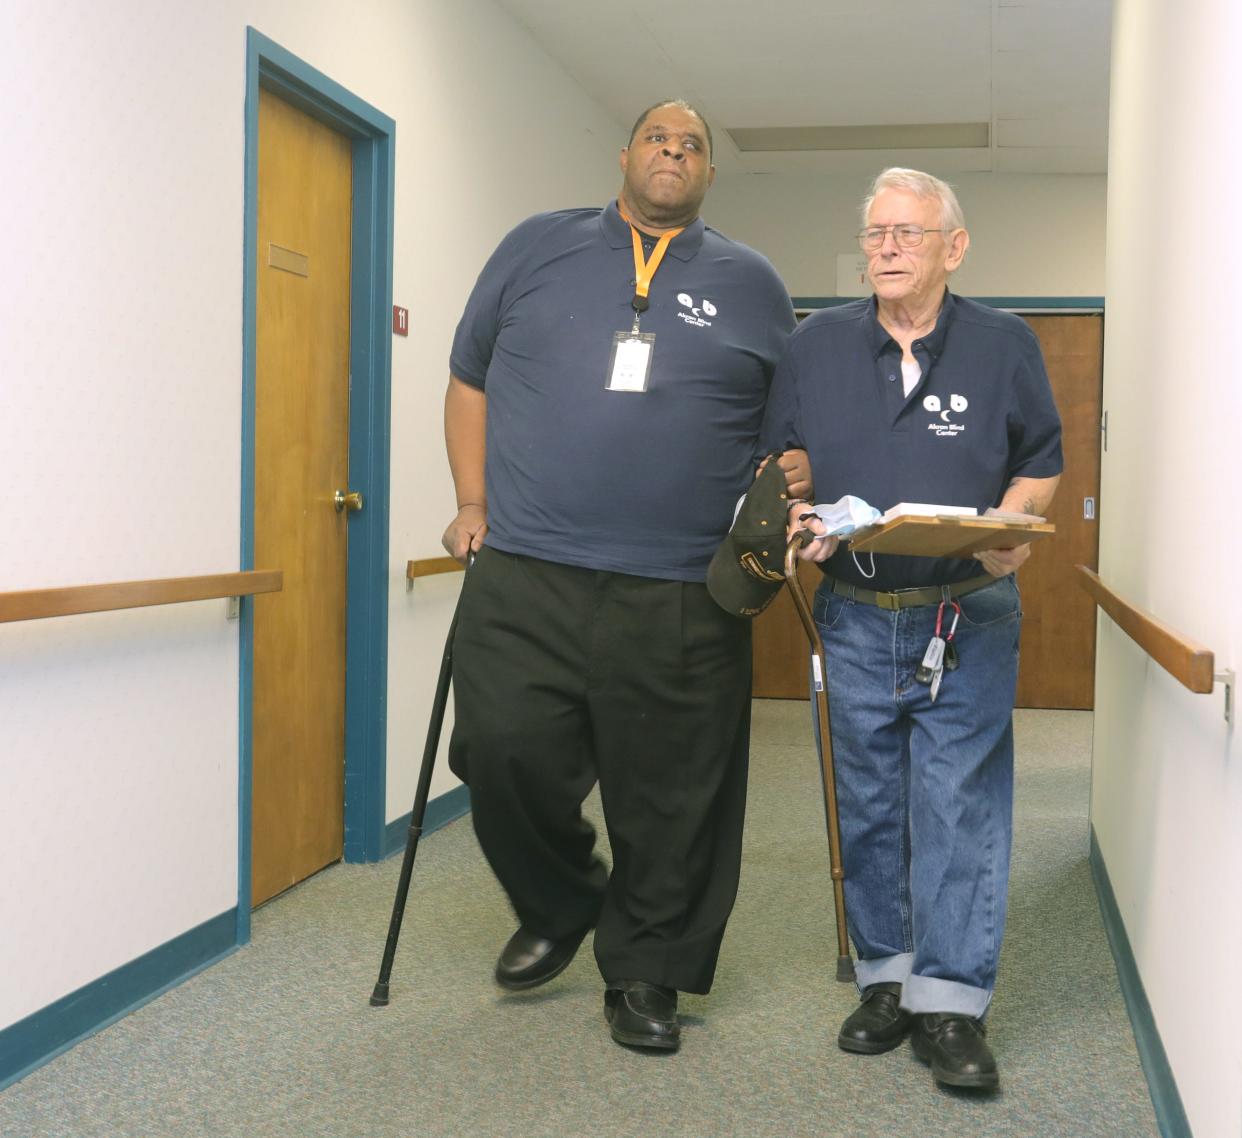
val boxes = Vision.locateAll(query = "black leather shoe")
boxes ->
[910,1013,1000,1089]
[494,925,588,991]
[603,981,680,1051]
[838,982,912,1054]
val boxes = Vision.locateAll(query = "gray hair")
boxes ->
[861,168,965,231]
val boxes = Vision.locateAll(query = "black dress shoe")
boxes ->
[603,980,680,1051]
[494,925,588,991]
[910,1013,999,1089]
[838,982,912,1054]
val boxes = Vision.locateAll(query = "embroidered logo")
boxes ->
[676,292,716,328]
[740,552,784,583]
[923,393,969,437]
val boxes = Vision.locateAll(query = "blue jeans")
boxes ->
[812,575,1022,1018]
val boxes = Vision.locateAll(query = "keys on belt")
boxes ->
[915,598,961,701]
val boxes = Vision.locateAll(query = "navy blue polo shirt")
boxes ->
[760,291,1063,590]
[451,201,795,581]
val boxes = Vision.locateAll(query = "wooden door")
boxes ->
[1014,315,1102,709]
[752,559,823,699]
[252,90,353,906]
[751,313,1103,708]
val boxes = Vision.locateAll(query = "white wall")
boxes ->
[0,0,621,1031]
[1095,2,1242,1135]
[704,172,1106,298]
[0,0,1118,1054]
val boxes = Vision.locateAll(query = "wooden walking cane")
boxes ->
[784,535,855,983]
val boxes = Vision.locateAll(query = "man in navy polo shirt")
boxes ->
[765,168,1062,1090]
[439,100,799,1052]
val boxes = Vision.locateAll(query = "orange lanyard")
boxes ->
[618,206,684,312]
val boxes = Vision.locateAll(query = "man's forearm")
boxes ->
[998,474,1060,517]
[445,374,487,507]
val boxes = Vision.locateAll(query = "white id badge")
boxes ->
[606,331,655,393]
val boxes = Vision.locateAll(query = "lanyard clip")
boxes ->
[946,598,962,642]
[935,594,962,641]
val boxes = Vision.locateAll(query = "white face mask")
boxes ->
[810,495,881,536]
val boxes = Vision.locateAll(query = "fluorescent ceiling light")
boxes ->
[727,123,990,152]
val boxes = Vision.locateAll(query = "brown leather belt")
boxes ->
[823,573,995,612]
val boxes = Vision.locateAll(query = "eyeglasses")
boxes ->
[857,224,947,251]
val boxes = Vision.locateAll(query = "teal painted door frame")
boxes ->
[239,28,396,943]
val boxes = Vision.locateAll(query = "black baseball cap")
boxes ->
[707,457,792,617]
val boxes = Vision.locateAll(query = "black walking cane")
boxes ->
[784,535,855,983]
[370,561,468,1007]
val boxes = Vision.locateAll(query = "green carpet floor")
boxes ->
[0,704,1158,1137]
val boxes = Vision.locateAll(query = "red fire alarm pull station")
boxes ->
[392,306,409,336]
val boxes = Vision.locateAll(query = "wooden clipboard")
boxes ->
[847,515,1056,558]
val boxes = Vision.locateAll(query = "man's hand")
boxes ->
[778,449,812,500]
[975,544,1030,577]
[787,502,839,563]
[442,503,488,563]
[757,450,813,501]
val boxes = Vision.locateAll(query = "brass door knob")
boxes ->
[334,490,364,513]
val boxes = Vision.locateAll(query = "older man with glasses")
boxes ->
[762,168,1062,1090]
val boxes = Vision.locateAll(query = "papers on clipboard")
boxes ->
[879,502,978,523]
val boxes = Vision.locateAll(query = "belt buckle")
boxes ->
[876,591,901,612]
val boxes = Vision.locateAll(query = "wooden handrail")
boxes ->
[1076,565,1214,693]
[0,570,283,624]
[407,557,464,580]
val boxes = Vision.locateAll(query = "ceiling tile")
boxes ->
[494,0,1112,176]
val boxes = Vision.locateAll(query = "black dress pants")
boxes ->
[448,546,752,994]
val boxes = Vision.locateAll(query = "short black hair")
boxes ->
[627,99,713,162]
